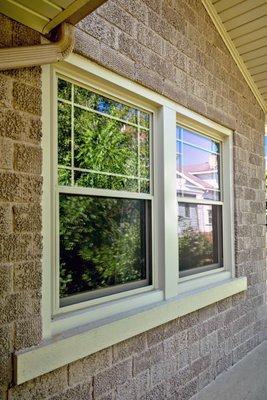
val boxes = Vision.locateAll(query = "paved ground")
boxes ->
[192,340,267,400]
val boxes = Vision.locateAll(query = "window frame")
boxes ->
[41,56,235,339]
[176,114,235,287]
[51,69,159,317]
[176,124,223,277]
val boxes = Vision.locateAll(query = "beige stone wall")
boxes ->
[0,0,266,398]
[0,14,43,399]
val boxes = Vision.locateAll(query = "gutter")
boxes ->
[0,22,74,70]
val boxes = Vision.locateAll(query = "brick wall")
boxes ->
[0,0,266,398]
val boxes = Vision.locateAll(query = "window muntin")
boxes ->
[57,78,150,194]
[56,76,153,308]
[176,126,221,201]
[177,125,223,277]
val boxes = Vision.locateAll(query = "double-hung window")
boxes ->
[42,60,237,339]
[17,60,245,384]
[55,76,153,311]
[176,125,223,278]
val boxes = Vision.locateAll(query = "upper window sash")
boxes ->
[56,76,153,196]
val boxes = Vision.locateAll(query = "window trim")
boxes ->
[176,112,235,284]
[50,66,160,317]
[41,54,236,341]
[54,89,155,314]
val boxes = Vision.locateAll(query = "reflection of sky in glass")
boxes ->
[177,127,219,153]
[176,126,221,200]
[182,144,219,169]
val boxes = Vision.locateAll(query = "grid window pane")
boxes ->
[58,102,71,167]
[74,171,140,192]
[57,78,151,194]
[58,78,71,101]
[176,127,221,201]
[59,194,151,304]
[177,127,219,153]
[74,85,139,125]
[74,108,138,176]
[178,203,223,277]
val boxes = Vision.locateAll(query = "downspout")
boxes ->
[0,22,74,70]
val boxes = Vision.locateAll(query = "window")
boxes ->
[176,126,223,277]
[42,61,236,338]
[55,76,153,309]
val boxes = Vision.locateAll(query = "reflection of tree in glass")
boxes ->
[60,195,146,298]
[178,216,213,271]
[74,85,138,125]
[57,79,151,300]
[74,108,138,183]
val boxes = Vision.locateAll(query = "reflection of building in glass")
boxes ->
[178,203,213,235]
[177,156,219,234]
[177,155,219,200]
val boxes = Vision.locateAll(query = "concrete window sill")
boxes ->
[15,276,247,385]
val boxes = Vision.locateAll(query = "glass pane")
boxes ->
[140,130,150,179]
[74,171,139,192]
[140,180,150,194]
[178,203,223,277]
[177,143,220,200]
[176,140,182,154]
[139,111,150,128]
[58,78,71,101]
[58,168,71,186]
[58,102,72,167]
[177,126,220,153]
[59,194,151,303]
[74,108,138,177]
[74,85,138,125]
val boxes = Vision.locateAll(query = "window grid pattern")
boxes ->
[176,126,222,202]
[176,125,223,278]
[55,75,153,309]
[57,77,151,194]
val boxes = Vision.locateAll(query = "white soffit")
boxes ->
[202,0,267,113]
[0,0,107,34]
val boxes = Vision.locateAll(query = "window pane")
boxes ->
[58,102,71,167]
[74,85,138,125]
[57,77,152,194]
[58,78,71,101]
[74,171,139,192]
[58,168,71,186]
[74,108,138,176]
[59,194,151,304]
[177,126,219,153]
[176,143,220,200]
[178,203,223,277]
[140,130,150,179]
[139,111,150,128]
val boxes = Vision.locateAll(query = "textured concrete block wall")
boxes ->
[0,0,266,398]
[0,14,43,399]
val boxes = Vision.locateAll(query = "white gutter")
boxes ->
[0,22,74,70]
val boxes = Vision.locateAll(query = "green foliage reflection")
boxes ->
[59,195,148,298]
[178,227,214,271]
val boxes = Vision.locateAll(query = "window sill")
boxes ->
[15,276,247,385]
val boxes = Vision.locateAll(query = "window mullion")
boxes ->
[160,106,178,299]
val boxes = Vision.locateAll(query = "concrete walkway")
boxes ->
[192,340,267,400]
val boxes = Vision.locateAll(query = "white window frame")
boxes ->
[175,118,234,284]
[53,73,156,315]
[41,55,236,340]
[14,54,246,384]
